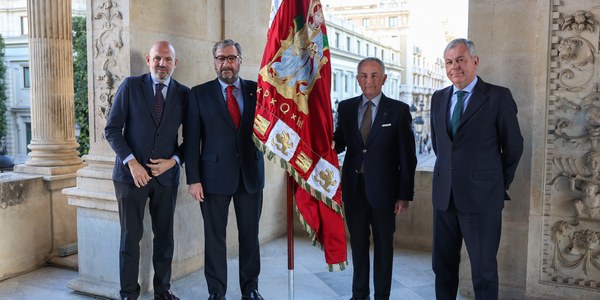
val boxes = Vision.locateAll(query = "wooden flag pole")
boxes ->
[287,176,295,300]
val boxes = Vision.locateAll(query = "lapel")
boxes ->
[459,77,487,130]
[364,95,390,145]
[349,96,363,145]
[239,79,255,133]
[437,86,452,138]
[141,73,160,126]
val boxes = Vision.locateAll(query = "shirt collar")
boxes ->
[150,74,171,88]
[361,92,383,107]
[218,78,241,91]
[453,76,477,94]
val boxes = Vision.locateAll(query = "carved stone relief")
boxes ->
[544,3,600,289]
[92,0,125,142]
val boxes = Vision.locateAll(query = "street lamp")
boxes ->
[409,103,417,119]
[414,116,424,154]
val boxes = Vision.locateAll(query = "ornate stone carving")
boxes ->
[559,10,596,33]
[551,220,600,279]
[557,37,595,90]
[544,4,600,290]
[92,0,124,140]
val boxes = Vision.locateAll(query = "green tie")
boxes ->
[451,91,466,138]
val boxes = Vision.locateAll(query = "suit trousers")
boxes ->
[432,196,502,300]
[345,174,396,300]
[114,180,178,299]
[200,183,263,297]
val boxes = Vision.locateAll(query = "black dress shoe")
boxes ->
[154,290,180,300]
[208,292,225,300]
[242,290,264,300]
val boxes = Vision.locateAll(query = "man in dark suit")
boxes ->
[184,39,265,300]
[105,41,189,300]
[333,57,417,300]
[430,38,524,300]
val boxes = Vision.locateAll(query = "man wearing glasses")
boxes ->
[184,39,265,300]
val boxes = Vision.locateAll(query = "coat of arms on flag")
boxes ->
[253,0,348,271]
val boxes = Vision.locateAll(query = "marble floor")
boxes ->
[0,234,474,300]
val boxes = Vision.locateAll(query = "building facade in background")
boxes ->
[325,13,403,126]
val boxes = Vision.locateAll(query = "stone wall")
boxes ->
[469,0,600,299]
[0,173,48,280]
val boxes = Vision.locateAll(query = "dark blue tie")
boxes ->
[451,91,466,138]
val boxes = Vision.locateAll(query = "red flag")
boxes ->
[253,0,347,271]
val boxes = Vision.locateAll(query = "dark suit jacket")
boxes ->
[430,76,523,213]
[184,78,264,195]
[333,94,417,210]
[105,73,190,187]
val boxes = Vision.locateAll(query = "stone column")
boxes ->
[20,0,82,170]
[12,0,84,256]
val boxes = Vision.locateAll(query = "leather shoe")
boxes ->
[208,292,225,300]
[154,290,179,300]
[349,297,369,300]
[242,290,264,300]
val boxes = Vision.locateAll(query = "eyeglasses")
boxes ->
[214,55,240,64]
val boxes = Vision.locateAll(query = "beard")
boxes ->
[217,67,238,84]
[153,67,171,80]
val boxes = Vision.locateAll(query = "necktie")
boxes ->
[451,91,466,138]
[226,85,241,128]
[155,83,165,123]
[360,101,373,143]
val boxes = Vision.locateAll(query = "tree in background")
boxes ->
[0,34,8,153]
[72,16,89,155]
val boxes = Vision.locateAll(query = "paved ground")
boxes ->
[0,233,476,300]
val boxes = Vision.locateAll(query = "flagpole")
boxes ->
[287,175,295,300]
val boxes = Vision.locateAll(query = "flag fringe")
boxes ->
[253,135,343,216]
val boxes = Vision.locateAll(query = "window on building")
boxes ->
[23,67,30,88]
[381,49,385,59]
[389,16,398,27]
[362,18,369,28]
[366,44,370,56]
[346,37,351,51]
[356,40,361,55]
[344,74,349,93]
[333,73,337,92]
[20,16,28,35]
[335,32,340,48]
[374,47,378,58]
